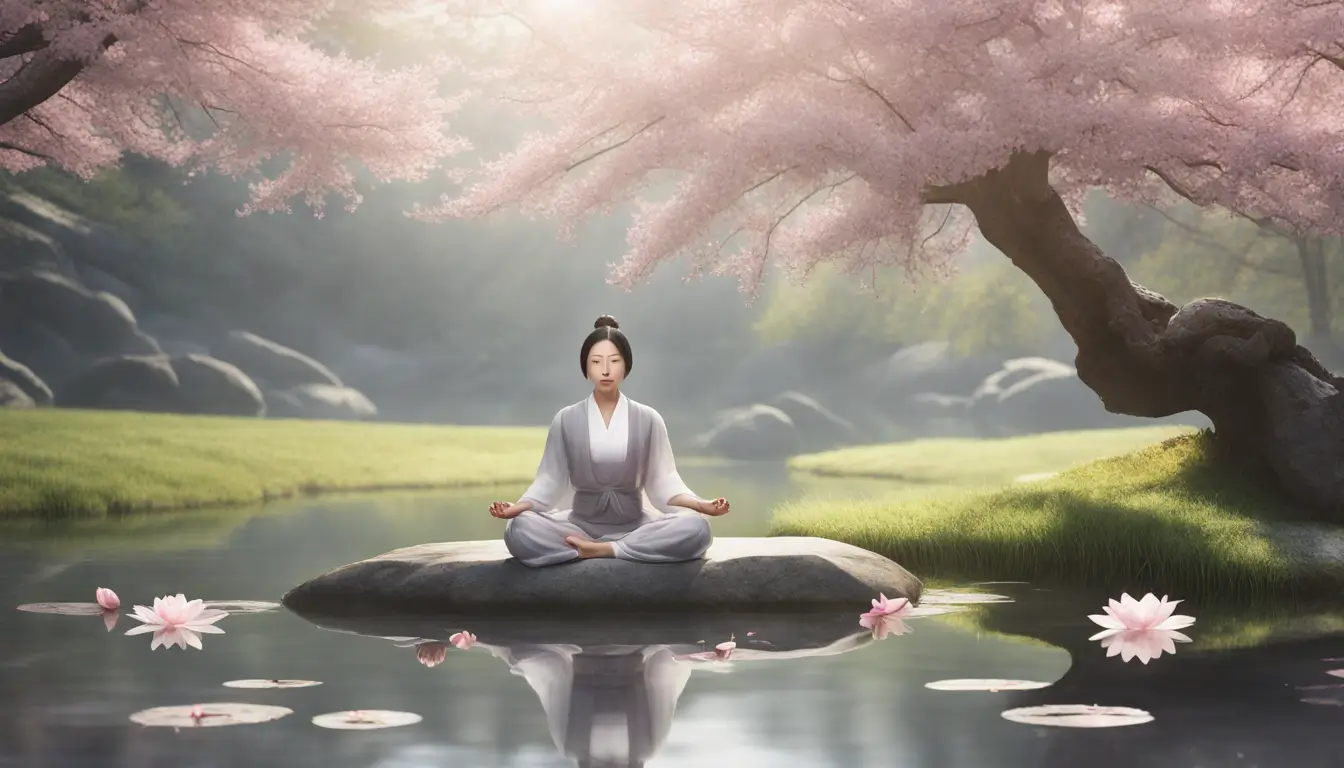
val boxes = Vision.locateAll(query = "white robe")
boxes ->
[504,393,713,567]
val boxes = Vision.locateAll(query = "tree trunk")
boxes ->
[1295,235,1334,342]
[937,150,1344,514]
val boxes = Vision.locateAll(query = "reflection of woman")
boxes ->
[487,643,693,768]
[489,316,730,567]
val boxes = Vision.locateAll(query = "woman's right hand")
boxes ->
[489,501,526,519]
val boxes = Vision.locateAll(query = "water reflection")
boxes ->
[6,490,1344,766]
[304,611,876,768]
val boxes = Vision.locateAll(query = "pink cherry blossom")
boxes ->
[414,0,1344,297]
[0,0,467,216]
[449,631,475,650]
[416,642,448,667]
[95,588,119,611]
[123,594,229,650]
[1088,593,1196,633]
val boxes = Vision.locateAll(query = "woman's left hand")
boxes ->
[699,497,731,516]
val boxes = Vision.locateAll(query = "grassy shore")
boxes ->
[773,430,1344,603]
[0,408,546,519]
[788,424,1195,487]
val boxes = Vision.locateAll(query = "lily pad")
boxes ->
[905,605,965,618]
[1325,669,1344,679]
[129,703,292,728]
[222,679,322,689]
[16,602,105,616]
[204,601,281,614]
[919,591,1014,605]
[1001,704,1153,728]
[925,679,1052,692]
[1301,697,1344,706]
[311,710,422,730]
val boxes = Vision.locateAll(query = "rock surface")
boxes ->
[281,536,923,615]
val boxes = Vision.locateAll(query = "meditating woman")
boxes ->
[489,315,730,567]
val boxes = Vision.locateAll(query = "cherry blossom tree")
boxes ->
[0,0,466,214]
[8,0,1344,510]
[420,0,1344,511]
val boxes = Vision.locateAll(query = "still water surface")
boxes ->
[3,466,1344,767]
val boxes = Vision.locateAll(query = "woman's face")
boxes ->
[587,339,626,393]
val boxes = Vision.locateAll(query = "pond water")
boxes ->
[4,465,1344,767]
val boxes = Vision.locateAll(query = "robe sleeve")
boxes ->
[643,408,702,508]
[518,411,570,513]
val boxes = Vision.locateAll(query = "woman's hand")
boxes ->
[488,501,527,519]
[698,497,731,516]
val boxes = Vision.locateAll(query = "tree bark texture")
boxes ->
[938,150,1344,514]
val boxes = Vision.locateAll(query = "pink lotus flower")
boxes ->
[124,594,229,650]
[867,614,911,640]
[1088,593,1195,664]
[96,588,119,611]
[715,640,736,659]
[860,593,912,639]
[416,642,448,667]
[449,631,475,650]
[1088,593,1196,633]
[1095,628,1190,664]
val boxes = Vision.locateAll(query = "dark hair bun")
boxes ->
[594,315,620,330]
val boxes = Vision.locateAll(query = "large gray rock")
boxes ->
[695,404,801,460]
[281,536,923,616]
[0,379,34,408]
[264,382,377,420]
[57,354,180,412]
[0,271,147,356]
[170,354,266,417]
[213,330,342,390]
[0,350,52,405]
[768,391,858,451]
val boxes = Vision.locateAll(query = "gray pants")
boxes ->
[504,510,713,567]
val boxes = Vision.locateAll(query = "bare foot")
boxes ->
[564,536,614,559]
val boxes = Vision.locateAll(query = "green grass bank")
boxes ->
[773,429,1344,604]
[0,408,547,519]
